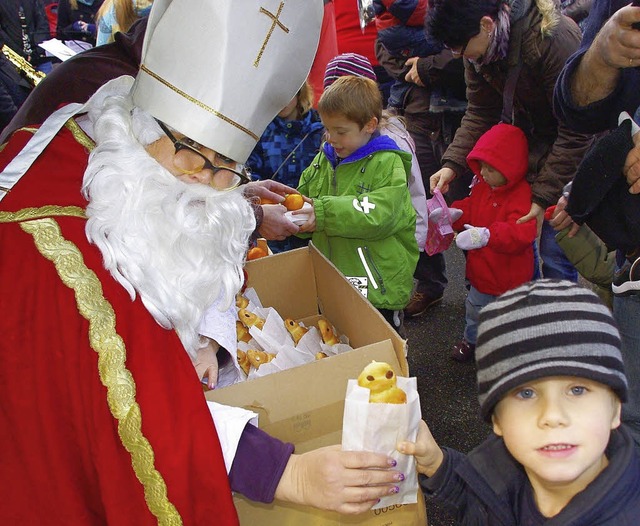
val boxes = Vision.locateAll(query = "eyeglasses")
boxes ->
[156,120,252,189]
[445,40,469,57]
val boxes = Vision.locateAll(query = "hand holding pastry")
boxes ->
[396,420,444,478]
[357,361,407,404]
[274,445,402,514]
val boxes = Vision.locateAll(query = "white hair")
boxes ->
[82,91,255,358]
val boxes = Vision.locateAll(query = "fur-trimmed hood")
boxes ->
[512,0,559,36]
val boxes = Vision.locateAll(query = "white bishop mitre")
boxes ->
[132,0,323,163]
[0,0,323,200]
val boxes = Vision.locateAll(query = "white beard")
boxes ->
[82,88,255,358]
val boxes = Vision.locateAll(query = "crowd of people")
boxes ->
[1,0,640,523]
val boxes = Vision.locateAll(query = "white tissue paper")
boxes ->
[342,376,421,509]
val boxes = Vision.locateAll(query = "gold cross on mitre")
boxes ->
[254,1,290,68]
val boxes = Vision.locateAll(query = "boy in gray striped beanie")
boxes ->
[398,280,640,522]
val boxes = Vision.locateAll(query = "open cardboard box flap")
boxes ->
[207,244,425,525]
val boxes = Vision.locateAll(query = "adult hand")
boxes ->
[548,195,580,237]
[243,180,297,204]
[274,445,403,514]
[397,420,444,478]
[429,167,456,194]
[404,57,424,87]
[194,339,220,390]
[624,127,640,193]
[590,4,640,70]
[516,202,544,233]
[259,204,299,240]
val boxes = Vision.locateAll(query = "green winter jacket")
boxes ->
[297,134,418,311]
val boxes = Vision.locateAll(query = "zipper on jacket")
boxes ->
[357,246,386,295]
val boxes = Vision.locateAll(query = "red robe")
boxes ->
[0,125,239,525]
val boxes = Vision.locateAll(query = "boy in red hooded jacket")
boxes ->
[431,123,537,362]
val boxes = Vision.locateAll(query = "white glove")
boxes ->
[428,207,463,224]
[455,224,490,250]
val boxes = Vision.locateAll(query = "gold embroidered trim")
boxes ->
[0,205,86,223]
[254,2,289,67]
[20,217,182,526]
[65,118,96,151]
[139,64,259,141]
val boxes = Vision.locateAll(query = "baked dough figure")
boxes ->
[247,349,276,369]
[284,318,308,344]
[317,318,339,346]
[236,320,251,343]
[357,361,407,404]
[237,350,251,375]
[238,308,265,330]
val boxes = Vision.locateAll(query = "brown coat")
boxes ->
[442,2,593,209]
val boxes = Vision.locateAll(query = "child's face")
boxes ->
[479,161,507,188]
[278,95,299,121]
[320,112,377,159]
[492,376,621,499]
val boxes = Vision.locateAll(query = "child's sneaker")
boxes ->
[612,256,640,296]
[451,340,475,363]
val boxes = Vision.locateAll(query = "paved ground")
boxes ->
[404,247,492,526]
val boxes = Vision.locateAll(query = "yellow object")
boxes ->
[317,318,339,346]
[357,361,407,404]
[238,308,265,330]
[284,318,308,344]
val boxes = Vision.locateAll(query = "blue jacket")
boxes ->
[553,0,640,134]
[420,426,640,524]
[246,109,324,188]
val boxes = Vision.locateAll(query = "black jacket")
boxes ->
[420,426,640,524]
[0,0,50,63]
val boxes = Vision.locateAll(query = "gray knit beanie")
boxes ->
[476,279,628,422]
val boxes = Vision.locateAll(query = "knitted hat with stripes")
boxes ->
[324,53,377,90]
[476,279,628,422]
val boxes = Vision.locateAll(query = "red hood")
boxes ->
[466,123,528,189]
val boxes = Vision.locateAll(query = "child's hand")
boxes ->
[455,224,490,250]
[194,339,220,390]
[397,421,444,477]
[428,206,462,224]
[297,205,316,233]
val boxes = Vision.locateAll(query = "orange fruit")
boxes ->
[283,193,304,211]
[259,197,279,205]
[247,246,268,260]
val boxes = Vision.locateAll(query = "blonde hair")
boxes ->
[296,80,315,117]
[96,0,138,36]
[318,76,381,129]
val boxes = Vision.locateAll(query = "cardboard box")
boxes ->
[207,244,427,525]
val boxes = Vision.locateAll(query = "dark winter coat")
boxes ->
[421,426,640,525]
[442,1,593,209]
[0,0,50,63]
[56,0,104,45]
[553,0,640,134]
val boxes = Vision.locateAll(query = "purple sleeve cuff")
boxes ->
[228,423,295,503]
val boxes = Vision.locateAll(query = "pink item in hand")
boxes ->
[425,188,455,255]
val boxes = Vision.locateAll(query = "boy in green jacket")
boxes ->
[296,76,418,336]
